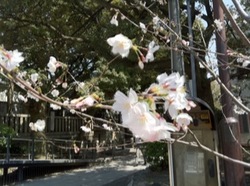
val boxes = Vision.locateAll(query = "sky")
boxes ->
[224,0,234,7]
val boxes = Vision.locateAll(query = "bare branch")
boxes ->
[176,129,250,167]
[219,0,250,46]
[194,52,250,113]
[232,0,250,23]
[140,2,250,113]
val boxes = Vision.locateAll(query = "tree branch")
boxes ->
[232,0,250,23]
[219,0,250,46]
[175,129,250,167]
[140,2,250,113]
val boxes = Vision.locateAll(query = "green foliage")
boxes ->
[0,0,215,97]
[0,1,217,116]
[143,142,168,171]
[0,141,26,154]
[0,124,16,146]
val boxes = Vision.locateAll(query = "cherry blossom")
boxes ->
[110,13,119,26]
[214,19,224,31]
[158,72,185,92]
[152,16,160,27]
[120,102,177,142]
[30,73,39,83]
[181,40,190,46]
[51,89,59,97]
[112,87,179,141]
[138,60,144,69]
[107,34,133,58]
[149,118,177,141]
[76,82,85,92]
[27,92,39,102]
[233,97,246,115]
[235,55,250,68]
[175,113,193,132]
[145,41,160,62]
[103,124,113,131]
[123,102,159,140]
[35,119,46,131]
[146,83,168,95]
[164,95,195,119]
[18,94,28,103]
[154,72,195,119]
[112,70,195,141]
[112,88,138,122]
[0,49,24,71]
[80,126,91,133]
[75,96,95,109]
[62,82,68,89]
[17,71,27,78]
[139,22,147,33]
[73,144,80,154]
[242,60,250,67]
[29,122,36,131]
[151,0,166,5]
[0,9,204,145]
[70,95,96,111]
[50,103,61,110]
[164,99,180,119]
[47,56,58,75]
[165,91,186,110]
[69,109,76,114]
[29,119,46,132]
[146,72,186,98]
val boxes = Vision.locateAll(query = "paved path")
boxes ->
[17,155,147,186]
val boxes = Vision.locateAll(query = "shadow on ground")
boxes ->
[103,168,169,186]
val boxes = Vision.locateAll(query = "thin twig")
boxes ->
[184,129,250,167]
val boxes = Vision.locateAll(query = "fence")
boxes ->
[0,114,83,136]
[0,136,131,185]
[0,137,117,161]
[0,114,134,184]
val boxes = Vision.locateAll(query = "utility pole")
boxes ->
[213,1,245,185]
[168,0,184,75]
[168,1,184,186]
[186,0,197,97]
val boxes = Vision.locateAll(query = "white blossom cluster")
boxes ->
[29,119,46,132]
[112,72,195,142]
[80,126,91,133]
[0,47,24,71]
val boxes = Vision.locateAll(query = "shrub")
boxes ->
[142,142,168,171]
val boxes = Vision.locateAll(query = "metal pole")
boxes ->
[213,131,222,186]
[52,140,55,160]
[186,0,197,97]
[213,1,245,185]
[168,0,184,75]
[6,135,10,163]
[168,1,184,186]
[31,134,35,162]
[168,143,175,186]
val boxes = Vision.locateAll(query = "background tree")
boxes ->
[0,0,217,100]
[1,1,250,185]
